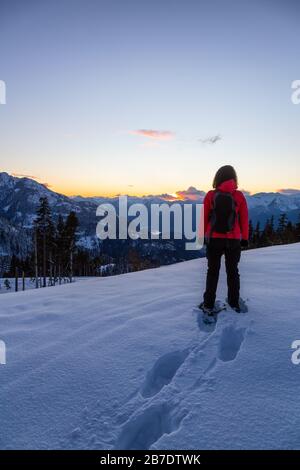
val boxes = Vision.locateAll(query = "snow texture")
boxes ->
[0,243,300,450]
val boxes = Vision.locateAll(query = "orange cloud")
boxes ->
[143,187,206,202]
[175,186,206,201]
[130,129,175,140]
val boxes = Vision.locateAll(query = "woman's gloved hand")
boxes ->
[240,239,249,248]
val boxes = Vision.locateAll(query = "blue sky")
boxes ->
[0,0,299,196]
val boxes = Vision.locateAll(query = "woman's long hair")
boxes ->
[213,165,238,188]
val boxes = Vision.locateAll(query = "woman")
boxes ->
[201,165,249,314]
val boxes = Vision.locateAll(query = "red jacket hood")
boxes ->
[217,178,237,193]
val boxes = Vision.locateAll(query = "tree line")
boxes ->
[34,197,79,286]
[5,197,79,287]
[2,203,300,286]
[3,196,121,284]
[248,213,300,249]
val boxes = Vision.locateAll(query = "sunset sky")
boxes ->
[0,0,299,197]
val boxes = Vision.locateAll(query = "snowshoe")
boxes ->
[198,301,226,324]
[227,298,248,313]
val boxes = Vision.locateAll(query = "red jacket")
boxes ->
[204,179,249,240]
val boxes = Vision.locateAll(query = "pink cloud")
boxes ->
[155,193,178,201]
[144,187,206,202]
[175,186,206,201]
[130,129,175,141]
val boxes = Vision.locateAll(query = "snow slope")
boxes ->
[0,244,300,450]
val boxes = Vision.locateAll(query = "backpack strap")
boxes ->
[228,192,237,228]
[206,190,219,243]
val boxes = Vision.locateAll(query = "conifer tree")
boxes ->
[64,211,78,281]
[34,197,54,287]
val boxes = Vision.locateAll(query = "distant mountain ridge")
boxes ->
[0,172,300,260]
[0,172,102,258]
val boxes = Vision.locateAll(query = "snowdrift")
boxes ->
[0,243,300,450]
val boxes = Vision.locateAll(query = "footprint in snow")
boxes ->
[218,325,246,362]
[115,402,185,450]
[140,349,190,398]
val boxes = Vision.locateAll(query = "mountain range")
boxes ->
[0,172,299,261]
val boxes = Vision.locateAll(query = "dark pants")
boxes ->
[203,238,241,308]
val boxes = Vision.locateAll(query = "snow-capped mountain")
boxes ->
[0,172,102,256]
[245,192,300,226]
[0,172,98,228]
[0,172,299,260]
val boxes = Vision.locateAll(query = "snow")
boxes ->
[0,243,300,450]
[0,172,16,188]
[245,192,300,212]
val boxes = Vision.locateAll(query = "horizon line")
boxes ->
[2,171,300,200]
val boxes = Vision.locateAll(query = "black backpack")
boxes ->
[209,190,236,235]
